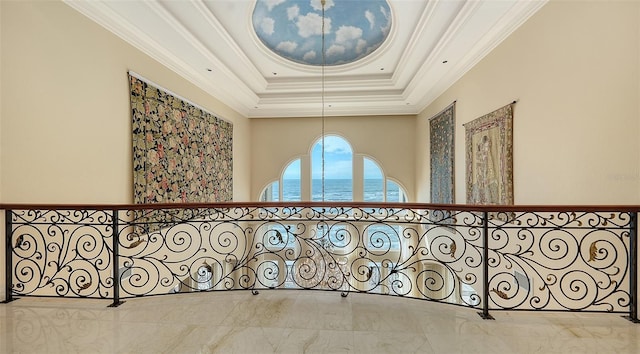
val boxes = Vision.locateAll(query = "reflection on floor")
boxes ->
[1,290,639,353]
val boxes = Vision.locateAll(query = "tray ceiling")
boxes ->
[64,0,547,118]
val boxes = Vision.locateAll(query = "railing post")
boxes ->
[625,211,639,323]
[478,211,494,320]
[2,210,15,304]
[108,209,124,307]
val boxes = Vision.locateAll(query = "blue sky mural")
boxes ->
[252,0,392,66]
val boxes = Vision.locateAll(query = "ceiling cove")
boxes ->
[63,0,548,118]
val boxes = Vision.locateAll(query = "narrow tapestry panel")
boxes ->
[464,104,513,205]
[130,74,233,204]
[429,102,455,204]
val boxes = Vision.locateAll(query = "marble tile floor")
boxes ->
[1,290,639,353]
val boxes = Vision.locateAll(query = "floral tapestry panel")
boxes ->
[464,103,513,205]
[130,74,233,204]
[429,102,455,204]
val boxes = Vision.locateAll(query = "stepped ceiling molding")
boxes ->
[64,0,547,118]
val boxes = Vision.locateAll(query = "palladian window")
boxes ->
[259,135,407,203]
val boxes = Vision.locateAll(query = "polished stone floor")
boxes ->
[1,290,639,353]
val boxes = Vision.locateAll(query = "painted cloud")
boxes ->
[253,0,391,66]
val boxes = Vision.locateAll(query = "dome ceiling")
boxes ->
[252,0,392,66]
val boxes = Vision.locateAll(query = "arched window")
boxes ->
[386,180,408,202]
[363,158,408,203]
[311,135,353,201]
[259,135,408,202]
[282,159,301,201]
[260,181,279,202]
[364,157,384,201]
[260,159,301,201]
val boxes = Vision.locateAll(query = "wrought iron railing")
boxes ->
[1,203,638,321]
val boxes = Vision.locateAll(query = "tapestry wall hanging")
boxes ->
[464,103,514,205]
[429,101,455,204]
[130,74,233,204]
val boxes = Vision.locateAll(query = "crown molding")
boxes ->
[63,0,548,119]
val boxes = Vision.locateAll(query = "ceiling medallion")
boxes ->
[252,0,392,66]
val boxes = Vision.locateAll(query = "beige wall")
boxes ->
[0,0,250,204]
[416,0,640,205]
[250,115,416,201]
[0,1,251,300]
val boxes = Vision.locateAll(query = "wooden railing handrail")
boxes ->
[0,202,638,213]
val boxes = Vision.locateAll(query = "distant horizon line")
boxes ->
[282,178,384,181]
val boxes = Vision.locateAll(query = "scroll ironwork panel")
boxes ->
[10,209,115,299]
[486,211,632,312]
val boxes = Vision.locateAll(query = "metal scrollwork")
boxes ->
[10,210,114,298]
[4,206,635,316]
[486,211,631,312]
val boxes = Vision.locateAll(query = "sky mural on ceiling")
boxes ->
[252,0,392,66]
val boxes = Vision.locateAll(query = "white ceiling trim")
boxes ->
[401,0,484,100]
[192,0,268,90]
[63,0,548,119]
[144,1,260,104]
[64,0,253,116]
[389,0,440,88]
[411,0,549,110]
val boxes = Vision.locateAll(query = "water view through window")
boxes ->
[280,179,403,202]
[260,136,407,203]
[311,135,353,201]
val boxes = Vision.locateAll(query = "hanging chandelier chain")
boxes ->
[321,0,326,202]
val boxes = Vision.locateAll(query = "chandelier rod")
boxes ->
[321,0,326,202]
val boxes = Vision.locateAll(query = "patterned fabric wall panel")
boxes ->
[429,102,455,204]
[464,103,513,206]
[130,75,233,204]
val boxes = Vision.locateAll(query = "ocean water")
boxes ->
[277,179,401,202]
[267,179,404,250]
